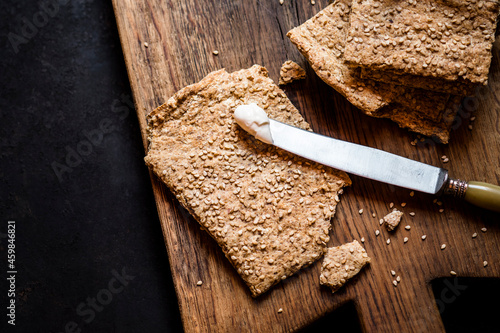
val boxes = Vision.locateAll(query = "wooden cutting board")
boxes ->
[111,0,500,331]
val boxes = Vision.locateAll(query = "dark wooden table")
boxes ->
[112,0,500,332]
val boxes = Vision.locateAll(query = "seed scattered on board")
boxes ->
[144,42,149,48]
[386,238,391,245]
[197,280,203,286]
[472,232,478,238]
[421,235,427,240]
[213,50,219,55]
[391,270,396,276]
[481,227,487,233]
[441,244,446,250]
[410,191,415,197]
[361,237,365,243]
[450,271,457,276]
[403,237,409,243]
[278,308,283,313]
[483,261,488,267]
[359,208,364,215]
[375,230,380,236]
[392,280,398,287]
[405,225,411,230]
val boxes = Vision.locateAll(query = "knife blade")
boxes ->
[268,119,448,195]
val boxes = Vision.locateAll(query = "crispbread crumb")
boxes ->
[320,240,371,293]
[145,65,350,297]
[279,60,306,85]
[384,210,403,231]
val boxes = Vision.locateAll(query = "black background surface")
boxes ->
[0,0,498,332]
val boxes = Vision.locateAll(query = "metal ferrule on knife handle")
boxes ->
[443,178,468,199]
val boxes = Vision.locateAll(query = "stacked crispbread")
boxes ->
[288,0,499,143]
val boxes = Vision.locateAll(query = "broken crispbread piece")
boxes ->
[384,210,404,231]
[320,240,371,292]
[360,68,476,96]
[376,95,462,144]
[145,65,351,297]
[287,0,459,143]
[279,60,306,85]
[345,0,500,87]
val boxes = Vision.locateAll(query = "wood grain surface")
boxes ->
[111,0,500,331]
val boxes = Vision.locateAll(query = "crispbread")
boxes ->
[320,240,371,292]
[145,65,351,297]
[375,95,461,144]
[360,68,476,96]
[279,60,306,85]
[345,0,500,86]
[287,0,459,142]
[383,210,403,231]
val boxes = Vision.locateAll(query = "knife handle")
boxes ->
[445,179,500,213]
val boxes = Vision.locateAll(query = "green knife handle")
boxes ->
[444,179,500,212]
[465,181,500,213]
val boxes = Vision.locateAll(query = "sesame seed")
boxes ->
[468,124,473,130]
[279,0,284,4]
[144,42,149,48]
[391,270,396,276]
[396,276,401,282]
[359,209,364,215]
[410,191,415,197]
[379,218,384,225]
[450,271,457,276]
[213,50,219,55]
[389,202,394,209]
[441,244,446,250]
[197,280,203,286]
[386,238,391,245]
[481,228,487,233]
[278,308,283,313]
[439,208,444,213]
[409,212,415,216]
[483,261,488,267]
[405,225,411,230]
[441,155,447,160]
[470,116,476,122]
[372,213,376,218]
[311,0,316,5]
[361,237,365,243]
[443,157,449,163]
[421,235,427,240]
[375,230,380,236]
[472,232,478,238]
[437,201,442,206]
[393,280,398,287]
[403,237,409,243]
[401,202,407,207]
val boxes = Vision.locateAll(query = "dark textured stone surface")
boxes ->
[0,0,496,332]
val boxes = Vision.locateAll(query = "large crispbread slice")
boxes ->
[345,0,500,88]
[145,65,351,297]
[287,0,459,143]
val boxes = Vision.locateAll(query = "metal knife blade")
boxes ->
[268,119,448,194]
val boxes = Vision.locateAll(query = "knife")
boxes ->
[266,119,500,212]
[234,103,500,212]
